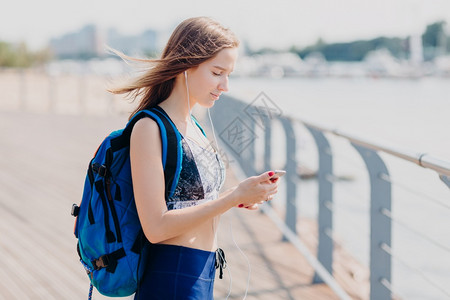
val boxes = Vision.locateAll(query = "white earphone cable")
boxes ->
[184,71,194,125]
[207,108,220,152]
[229,218,251,299]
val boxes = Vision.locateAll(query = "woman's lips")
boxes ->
[211,92,221,100]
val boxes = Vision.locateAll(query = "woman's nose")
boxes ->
[218,77,229,92]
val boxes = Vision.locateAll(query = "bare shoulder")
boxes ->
[131,116,161,139]
[132,117,160,134]
[130,117,162,153]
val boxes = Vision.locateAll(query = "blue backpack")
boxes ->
[72,106,190,298]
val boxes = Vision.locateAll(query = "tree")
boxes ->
[295,37,407,61]
[0,41,52,67]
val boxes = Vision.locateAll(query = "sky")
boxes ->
[1,0,450,51]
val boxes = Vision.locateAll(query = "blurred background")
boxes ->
[1,1,450,299]
[1,0,449,154]
[2,0,450,78]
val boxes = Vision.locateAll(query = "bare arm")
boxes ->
[130,118,278,244]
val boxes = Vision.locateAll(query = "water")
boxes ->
[226,76,450,300]
[228,76,450,160]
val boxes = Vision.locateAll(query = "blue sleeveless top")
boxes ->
[166,135,226,210]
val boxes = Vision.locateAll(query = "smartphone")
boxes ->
[271,170,286,182]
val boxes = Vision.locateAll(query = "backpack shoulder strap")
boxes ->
[115,107,183,200]
[142,107,182,200]
[149,106,183,199]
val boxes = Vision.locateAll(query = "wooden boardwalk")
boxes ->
[0,111,367,300]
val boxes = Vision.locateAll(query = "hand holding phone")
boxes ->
[237,170,285,209]
[270,170,286,182]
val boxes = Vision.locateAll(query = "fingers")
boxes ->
[257,180,278,202]
[235,171,279,208]
[263,193,275,202]
[245,204,259,210]
[268,187,278,196]
[257,171,275,183]
[238,194,276,209]
[265,181,278,195]
[270,177,279,183]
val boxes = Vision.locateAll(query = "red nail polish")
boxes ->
[238,204,244,208]
[268,171,275,177]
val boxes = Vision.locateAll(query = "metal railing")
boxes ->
[0,68,125,114]
[210,94,450,300]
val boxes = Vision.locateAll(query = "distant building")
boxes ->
[106,28,157,56]
[50,24,105,59]
[409,34,424,65]
[49,24,158,59]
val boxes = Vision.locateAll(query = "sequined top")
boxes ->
[166,136,226,210]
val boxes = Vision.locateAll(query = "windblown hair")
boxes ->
[109,16,239,118]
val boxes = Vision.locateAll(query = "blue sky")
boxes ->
[2,0,450,50]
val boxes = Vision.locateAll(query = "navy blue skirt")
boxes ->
[135,244,216,300]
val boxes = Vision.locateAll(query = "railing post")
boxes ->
[248,119,257,174]
[19,68,27,110]
[78,69,87,114]
[48,73,57,113]
[263,115,272,206]
[278,117,297,236]
[352,144,392,300]
[306,126,334,283]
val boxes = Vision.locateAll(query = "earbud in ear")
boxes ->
[184,70,187,78]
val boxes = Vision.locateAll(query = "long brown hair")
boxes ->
[109,16,239,118]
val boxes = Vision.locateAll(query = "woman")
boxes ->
[111,16,279,299]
